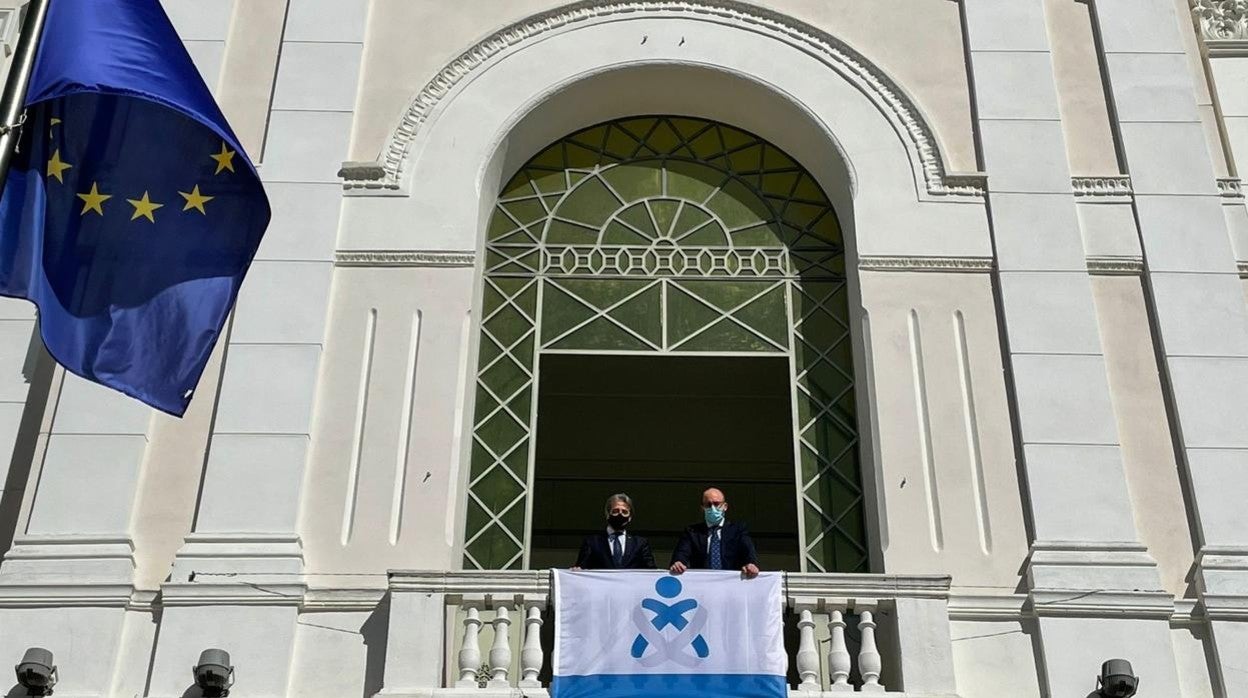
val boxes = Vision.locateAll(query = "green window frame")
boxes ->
[465,117,868,573]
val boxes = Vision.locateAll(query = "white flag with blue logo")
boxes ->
[552,570,787,698]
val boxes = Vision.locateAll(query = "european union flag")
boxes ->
[0,0,269,416]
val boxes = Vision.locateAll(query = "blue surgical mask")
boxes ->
[704,505,725,527]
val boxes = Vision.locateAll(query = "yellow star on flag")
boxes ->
[76,182,111,216]
[49,117,62,138]
[210,142,236,175]
[127,191,164,223]
[46,149,72,183]
[179,185,214,214]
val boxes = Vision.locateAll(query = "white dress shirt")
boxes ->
[607,526,627,557]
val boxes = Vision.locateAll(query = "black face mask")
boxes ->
[608,514,631,529]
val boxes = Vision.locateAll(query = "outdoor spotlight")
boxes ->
[192,649,234,698]
[14,647,57,695]
[1097,658,1139,697]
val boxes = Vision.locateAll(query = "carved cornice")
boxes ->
[1087,256,1145,275]
[1218,177,1244,198]
[335,250,477,267]
[359,0,977,199]
[858,255,994,273]
[1192,0,1248,42]
[1071,175,1133,200]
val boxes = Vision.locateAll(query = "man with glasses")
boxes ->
[669,487,761,578]
[572,493,657,570]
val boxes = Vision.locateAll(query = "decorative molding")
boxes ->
[1071,175,1133,200]
[338,161,387,183]
[335,249,478,268]
[1087,256,1145,275]
[161,581,307,607]
[1171,599,1203,625]
[0,583,137,608]
[1192,0,1248,42]
[0,8,17,57]
[933,172,989,198]
[1029,588,1176,619]
[783,572,952,601]
[359,0,978,199]
[1218,177,1244,199]
[857,255,994,273]
[302,588,387,611]
[947,593,1028,621]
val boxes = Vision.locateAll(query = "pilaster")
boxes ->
[1095,1,1248,693]
[960,1,1183,690]
[154,0,366,692]
[961,0,1159,593]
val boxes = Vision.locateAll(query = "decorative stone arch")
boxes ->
[355,0,984,201]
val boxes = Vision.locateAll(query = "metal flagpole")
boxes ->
[0,0,50,200]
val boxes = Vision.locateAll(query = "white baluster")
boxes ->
[795,608,820,691]
[858,609,885,692]
[827,609,852,692]
[455,605,483,688]
[519,604,544,688]
[488,605,513,687]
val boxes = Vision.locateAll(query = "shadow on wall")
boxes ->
[361,598,389,697]
[0,339,56,560]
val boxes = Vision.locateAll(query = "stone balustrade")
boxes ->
[380,570,958,697]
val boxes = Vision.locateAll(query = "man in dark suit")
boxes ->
[572,493,656,570]
[669,487,760,578]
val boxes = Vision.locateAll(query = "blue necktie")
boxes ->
[709,527,723,570]
[611,532,624,567]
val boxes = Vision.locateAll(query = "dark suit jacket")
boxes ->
[670,521,760,570]
[575,530,657,570]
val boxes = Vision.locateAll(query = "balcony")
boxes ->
[379,571,960,697]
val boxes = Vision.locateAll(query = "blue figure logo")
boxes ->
[630,576,710,667]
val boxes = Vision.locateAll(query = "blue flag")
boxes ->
[0,0,270,416]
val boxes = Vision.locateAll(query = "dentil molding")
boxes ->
[1071,175,1133,200]
[1087,256,1145,275]
[1218,177,1244,198]
[335,249,478,267]
[858,255,994,273]
[352,0,982,199]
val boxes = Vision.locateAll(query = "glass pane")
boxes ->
[704,179,772,230]
[558,176,620,228]
[677,318,777,352]
[601,162,663,203]
[540,282,597,344]
[666,160,723,203]
[646,119,684,155]
[549,316,651,351]
[606,283,662,346]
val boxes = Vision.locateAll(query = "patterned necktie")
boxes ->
[709,527,722,570]
[611,532,623,567]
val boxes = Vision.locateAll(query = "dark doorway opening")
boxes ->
[529,353,800,570]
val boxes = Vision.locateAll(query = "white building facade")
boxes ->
[1,0,1247,695]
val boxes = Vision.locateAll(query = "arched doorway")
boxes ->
[463,116,866,573]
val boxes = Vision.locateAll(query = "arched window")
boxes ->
[465,117,866,573]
